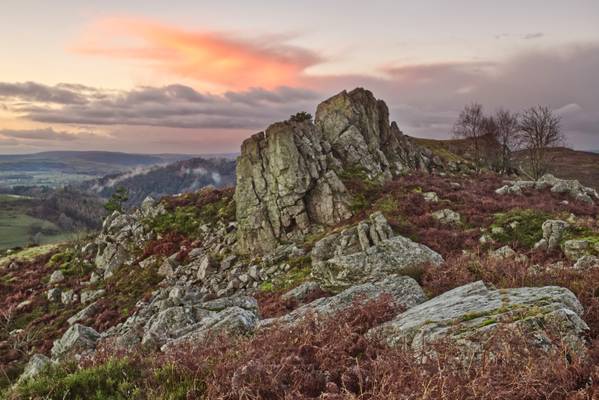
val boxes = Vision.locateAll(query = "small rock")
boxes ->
[281,282,322,303]
[47,288,61,303]
[49,270,65,285]
[573,255,599,270]
[80,289,105,304]
[562,239,593,261]
[431,209,461,225]
[18,354,52,382]
[422,192,439,203]
[61,289,76,305]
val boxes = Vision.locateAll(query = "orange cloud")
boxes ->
[72,17,322,91]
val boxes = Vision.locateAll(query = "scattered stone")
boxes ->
[422,192,439,203]
[496,174,598,205]
[80,289,105,304]
[370,281,588,357]
[431,209,461,225]
[61,289,76,305]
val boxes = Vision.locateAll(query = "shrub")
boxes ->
[290,111,313,123]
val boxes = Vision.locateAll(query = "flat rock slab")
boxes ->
[370,281,588,356]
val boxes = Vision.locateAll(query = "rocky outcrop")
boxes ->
[370,281,588,357]
[102,287,260,350]
[311,212,443,291]
[259,275,426,328]
[235,120,352,254]
[496,174,598,204]
[236,88,443,254]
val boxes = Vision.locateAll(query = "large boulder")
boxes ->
[51,324,101,360]
[370,281,588,357]
[259,275,426,328]
[311,212,443,291]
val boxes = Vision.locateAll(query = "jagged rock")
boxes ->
[431,209,461,225]
[236,88,441,254]
[235,119,353,254]
[311,212,394,263]
[490,245,516,259]
[47,288,61,302]
[311,213,443,291]
[95,242,128,278]
[534,220,570,251]
[423,192,439,203]
[315,88,435,178]
[48,270,65,285]
[370,281,588,357]
[563,239,597,261]
[18,354,52,382]
[68,302,98,325]
[260,276,425,327]
[51,324,101,360]
[574,255,599,270]
[281,281,322,303]
[158,258,176,277]
[81,242,97,259]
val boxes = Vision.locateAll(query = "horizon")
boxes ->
[1,1,598,154]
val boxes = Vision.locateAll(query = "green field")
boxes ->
[0,196,76,250]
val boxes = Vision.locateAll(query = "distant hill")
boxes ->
[0,151,202,188]
[514,147,599,189]
[79,157,237,207]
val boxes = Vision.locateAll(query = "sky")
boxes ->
[1,0,598,154]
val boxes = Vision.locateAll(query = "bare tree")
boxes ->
[493,109,520,173]
[519,106,563,179]
[452,103,486,169]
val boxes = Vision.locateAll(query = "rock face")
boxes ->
[311,212,443,291]
[370,281,588,356]
[51,324,101,360]
[236,88,441,254]
[260,275,426,328]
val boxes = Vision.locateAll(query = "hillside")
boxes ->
[2,88,599,399]
[514,147,599,189]
[79,157,236,208]
[0,151,198,188]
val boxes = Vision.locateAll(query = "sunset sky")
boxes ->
[1,0,598,154]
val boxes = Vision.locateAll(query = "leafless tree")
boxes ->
[493,109,520,173]
[452,103,487,169]
[519,106,563,179]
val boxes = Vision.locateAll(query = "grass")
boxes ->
[490,208,552,249]
[0,213,67,250]
[0,244,60,267]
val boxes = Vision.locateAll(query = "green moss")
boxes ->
[12,358,142,399]
[260,256,312,293]
[491,208,552,248]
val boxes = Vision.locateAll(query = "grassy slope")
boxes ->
[0,197,73,250]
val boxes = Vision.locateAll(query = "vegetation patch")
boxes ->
[491,208,552,249]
